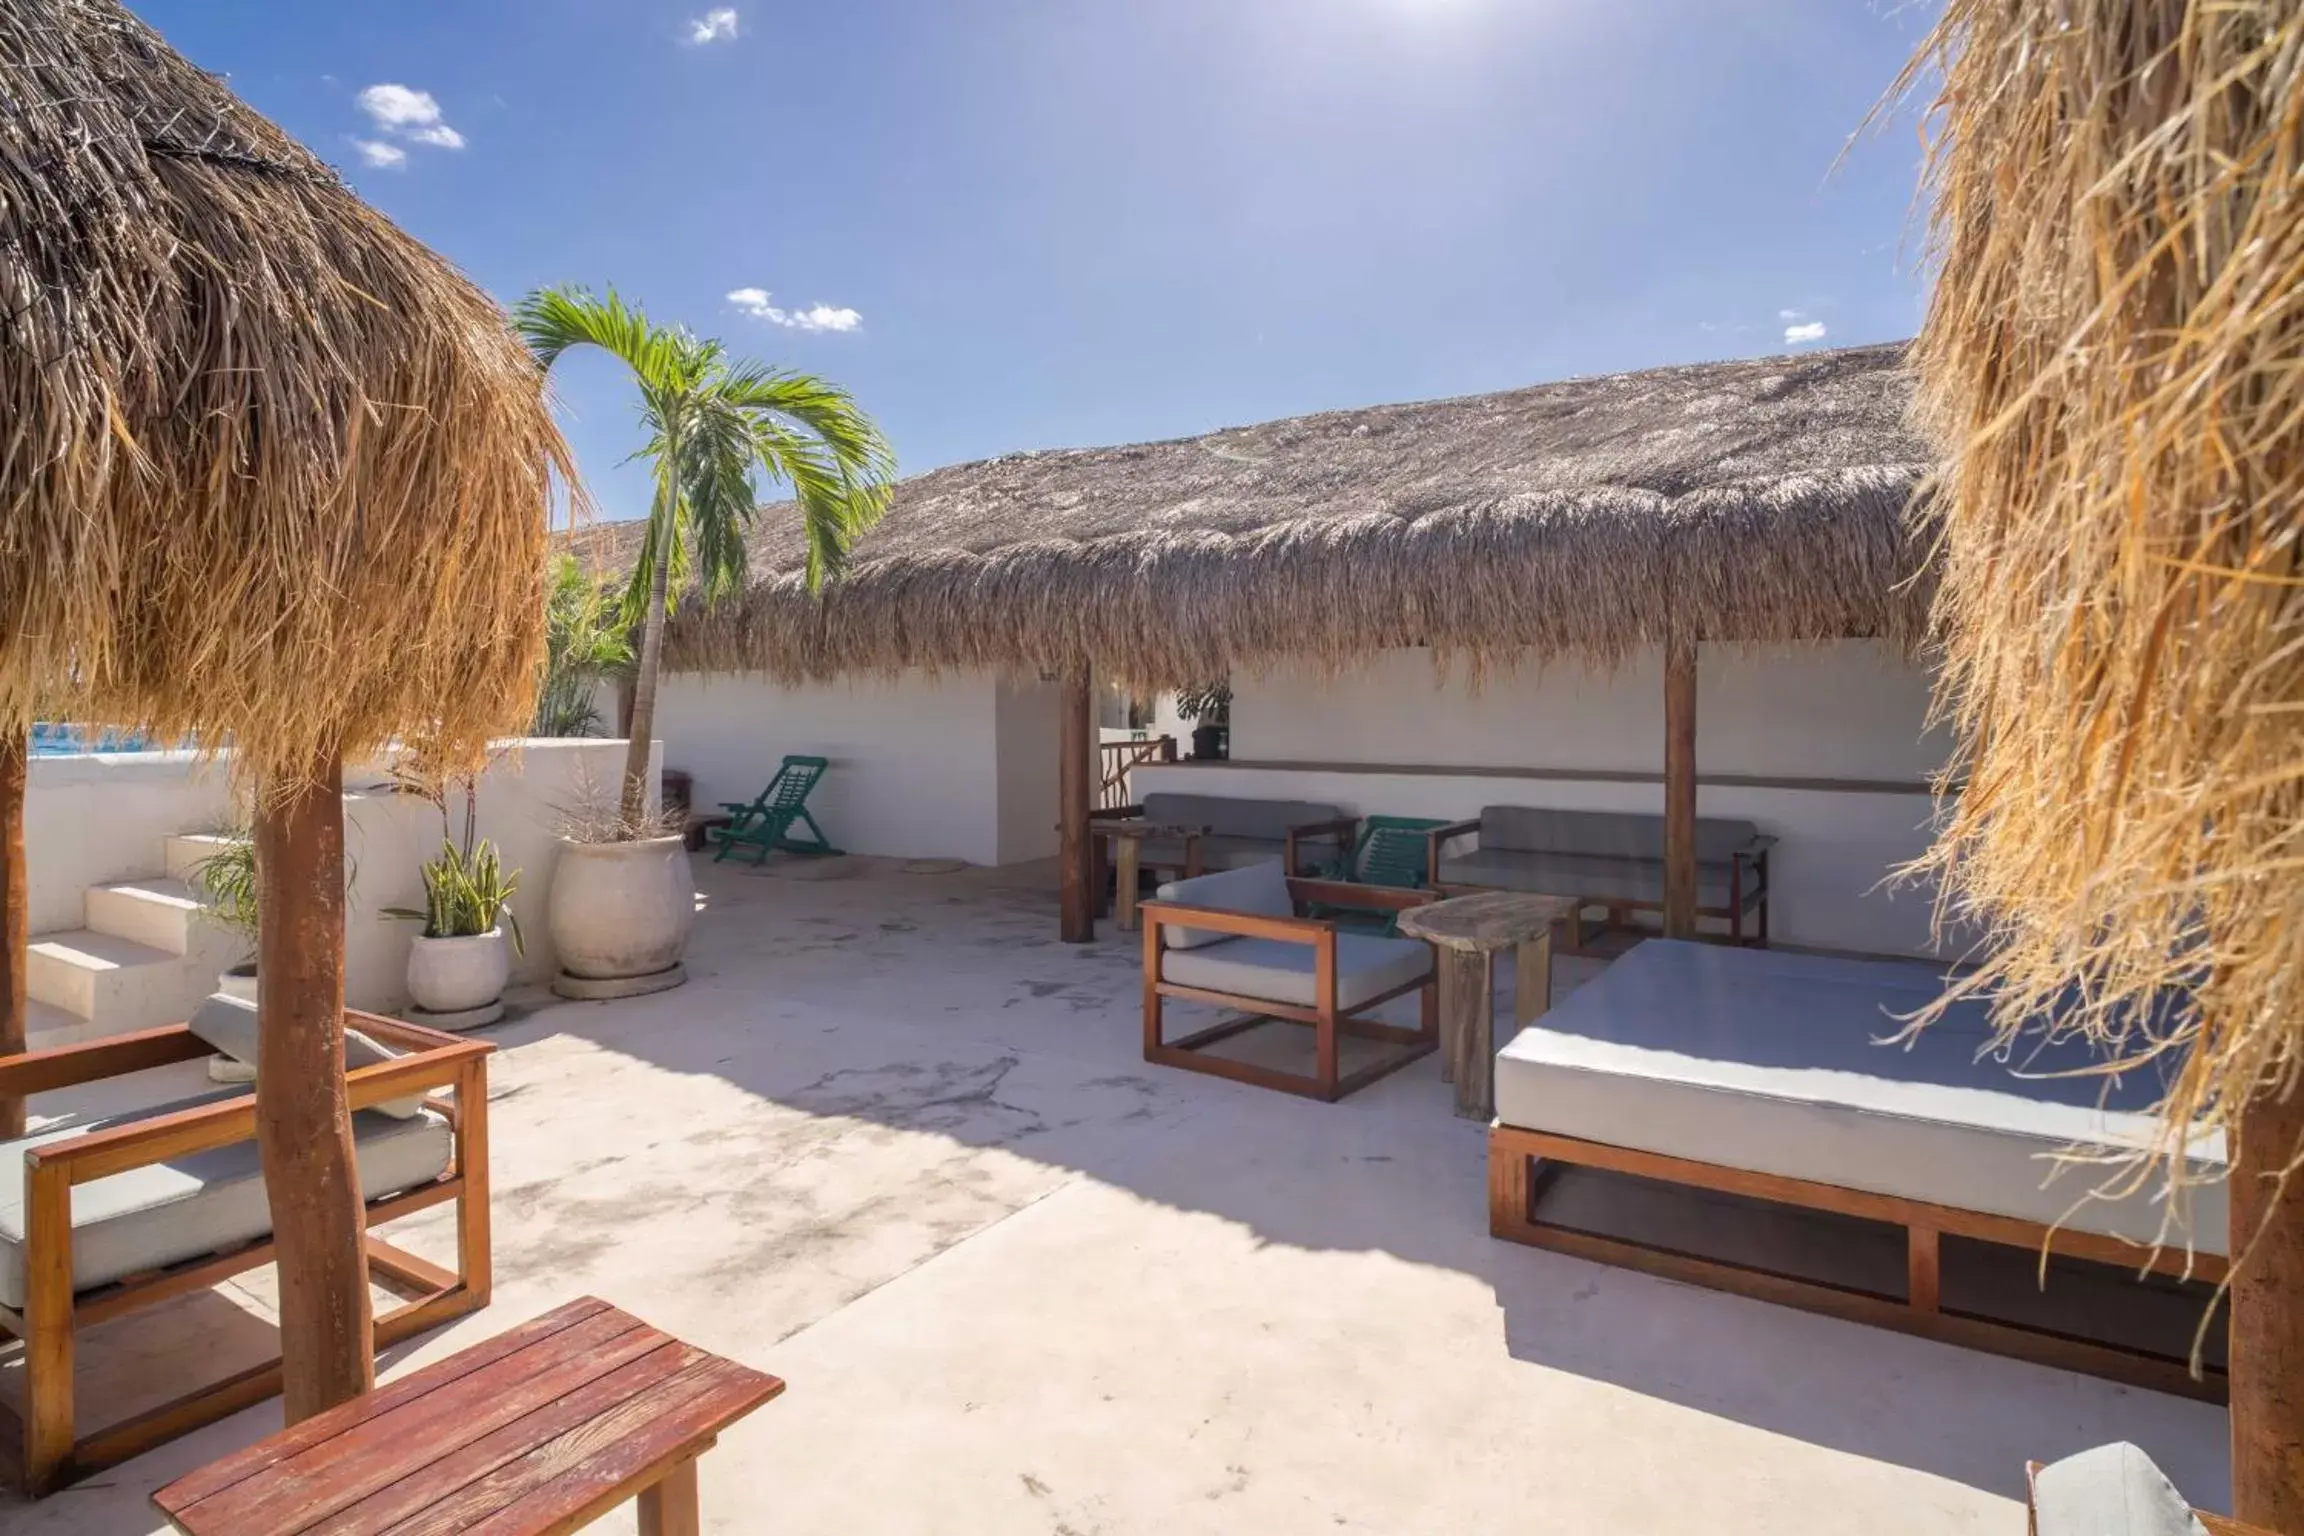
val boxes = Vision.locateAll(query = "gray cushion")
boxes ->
[2033,1444,2207,1536]
[189,993,424,1119]
[1492,940,2229,1253]
[1141,793,1342,844]
[1162,933,1432,1011]
[1155,861,1295,950]
[0,1091,453,1308]
[1479,806,1759,863]
[1438,850,1757,911]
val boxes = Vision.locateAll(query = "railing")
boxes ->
[1099,735,1176,810]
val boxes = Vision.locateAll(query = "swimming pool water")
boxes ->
[29,722,158,755]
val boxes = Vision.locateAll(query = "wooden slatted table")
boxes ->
[151,1297,783,1536]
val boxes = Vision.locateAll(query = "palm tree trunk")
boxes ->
[257,746,374,1420]
[1,725,26,1139]
[620,498,673,831]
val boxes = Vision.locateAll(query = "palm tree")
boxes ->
[531,553,634,737]
[516,286,893,827]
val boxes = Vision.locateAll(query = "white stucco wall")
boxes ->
[997,677,1064,865]
[1136,642,1959,959]
[23,751,235,934]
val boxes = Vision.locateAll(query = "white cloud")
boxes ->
[356,83,465,155]
[352,139,407,169]
[1779,308,1804,321]
[1784,321,1829,345]
[688,8,739,43]
[728,287,862,332]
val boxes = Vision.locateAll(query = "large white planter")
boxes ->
[407,928,512,1015]
[548,835,695,993]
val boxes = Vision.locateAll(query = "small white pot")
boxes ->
[216,962,258,1004]
[407,928,513,1014]
[548,835,695,981]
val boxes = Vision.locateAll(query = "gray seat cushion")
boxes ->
[1438,849,1752,910]
[1136,833,1285,873]
[1480,806,1759,863]
[1163,934,1432,1010]
[1140,793,1343,844]
[2032,1443,2207,1536]
[1155,861,1295,949]
[0,1090,453,1308]
[1492,940,2228,1253]
[189,993,426,1118]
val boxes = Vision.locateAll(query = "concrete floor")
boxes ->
[5,856,2228,1533]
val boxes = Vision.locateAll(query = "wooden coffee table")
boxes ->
[1397,892,1578,1119]
[152,1297,782,1536]
[1102,821,1208,931]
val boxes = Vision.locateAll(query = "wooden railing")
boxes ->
[1099,735,1176,810]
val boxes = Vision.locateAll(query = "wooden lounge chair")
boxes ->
[1139,862,1440,1101]
[0,1000,492,1497]
[708,754,840,865]
[1487,940,2229,1398]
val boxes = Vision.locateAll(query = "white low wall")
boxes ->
[24,751,234,933]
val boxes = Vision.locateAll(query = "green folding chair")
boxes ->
[709,754,841,865]
[1308,814,1450,933]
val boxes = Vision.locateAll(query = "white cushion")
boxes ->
[1155,861,1295,950]
[1493,940,2228,1253]
[189,993,425,1119]
[1163,934,1432,1010]
[2033,1444,2207,1536]
[0,1092,453,1308]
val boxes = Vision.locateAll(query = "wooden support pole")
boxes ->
[1662,633,1699,940]
[1058,664,1095,943]
[2,725,25,1139]
[255,747,375,1422]
[2231,1082,2304,1534]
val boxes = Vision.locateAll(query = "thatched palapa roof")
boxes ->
[570,342,1932,686]
[0,0,573,779]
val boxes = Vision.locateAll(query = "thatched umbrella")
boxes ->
[1,0,571,1419]
[1902,2,2304,1525]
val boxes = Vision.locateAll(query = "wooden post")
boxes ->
[1662,633,1699,940]
[2231,1083,2304,1533]
[255,747,375,1421]
[2,726,25,1139]
[1059,664,1095,943]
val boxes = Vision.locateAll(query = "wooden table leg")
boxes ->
[639,1456,702,1536]
[1115,837,1143,932]
[1434,948,1484,1094]
[1457,950,1496,1120]
[1514,928,1553,1030]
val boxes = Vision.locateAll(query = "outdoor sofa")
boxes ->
[1430,805,1774,946]
[1488,940,2229,1397]
[0,995,492,1497]
[1093,791,1355,916]
[1139,861,1439,1101]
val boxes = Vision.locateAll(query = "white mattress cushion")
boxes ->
[1163,933,1431,1011]
[1493,940,2227,1254]
[2032,1443,2207,1536]
[0,1090,454,1308]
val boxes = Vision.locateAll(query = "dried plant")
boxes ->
[549,751,684,845]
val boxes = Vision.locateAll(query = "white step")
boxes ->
[23,998,109,1053]
[164,832,241,883]
[85,876,205,954]
[26,929,218,1023]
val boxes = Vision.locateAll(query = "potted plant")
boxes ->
[1177,682,1232,761]
[386,838,521,1025]
[189,832,260,1003]
[544,768,695,999]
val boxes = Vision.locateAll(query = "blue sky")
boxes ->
[140,1,1936,524]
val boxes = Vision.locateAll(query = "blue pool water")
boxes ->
[29,722,159,756]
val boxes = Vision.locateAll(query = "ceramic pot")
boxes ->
[547,835,695,981]
[407,928,512,1013]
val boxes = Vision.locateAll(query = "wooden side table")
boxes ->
[1396,892,1578,1119]
[1102,821,1207,931]
[152,1297,782,1536]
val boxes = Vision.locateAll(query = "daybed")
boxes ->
[1488,940,2229,1397]
[0,997,492,1496]
[1430,806,1774,946]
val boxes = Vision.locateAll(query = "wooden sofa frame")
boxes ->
[0,1010,493,1497]
[1140,878,1439,1102]
[1427,818,1774,949]
[1489,1123,2228,1402]
[1092,804,1358,917]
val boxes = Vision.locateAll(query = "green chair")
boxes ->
[1309,815,1451,933]
[709,755,841,865]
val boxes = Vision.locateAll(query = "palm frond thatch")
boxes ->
[561,343,1932,687]
[0,0,576,782]
[1898,2,2304,1204]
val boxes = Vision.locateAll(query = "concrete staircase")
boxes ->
[24,833,243,1050]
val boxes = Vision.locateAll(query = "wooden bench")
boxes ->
[152,1296,783,1535]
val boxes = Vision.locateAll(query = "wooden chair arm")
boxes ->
[1425,818,1481,878]
[1090,804,1145,824]
[1138,899,1339,946]
[1284,816,1359,876]
[0,1024,212,1097]
[1286,878,1439,914]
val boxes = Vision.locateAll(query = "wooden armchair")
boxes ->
[1140,863,1440,1101]
[0,1010,492,1498]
